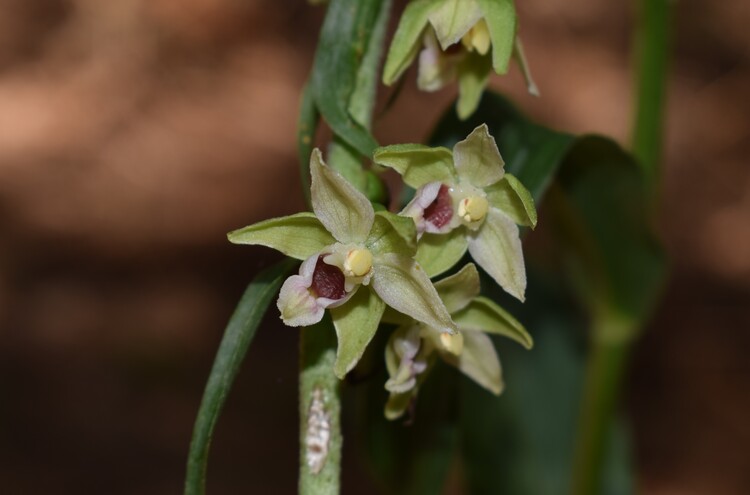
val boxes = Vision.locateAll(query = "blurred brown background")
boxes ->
[0,0,748,493]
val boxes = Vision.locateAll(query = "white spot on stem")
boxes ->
[305,387,330,474]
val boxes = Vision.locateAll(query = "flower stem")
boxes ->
[571,2,670,491]
[299,321,342,495]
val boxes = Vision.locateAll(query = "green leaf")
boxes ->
[382,0,438,85]
[330,286,386,378]
[452,296,532,349]
[297,81,319,207]
[434,262,480,313]
[310,148,375,244]
[372,253,457,334]
[456,51,492,120]
[453,123,505,187]
[227,212,335,260]
[415,229,469,278]
[184,258,296,495]
[366,210,418,257]
[486,173,538,228]
[475,0,516,74]
[467,208,526,301]
[428,0,482,49]
[373,143,456,189]
[309,0,382,157]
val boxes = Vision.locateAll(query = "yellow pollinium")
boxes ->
[458,196,489,223]
[344,248,373,277]
[461,19,491,55]
[440,332,464,355]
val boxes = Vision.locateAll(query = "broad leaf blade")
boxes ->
[184,258,297,495]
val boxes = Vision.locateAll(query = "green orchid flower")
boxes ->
[228,149,457,378]
[374,123,537,301]
[382,263,533,420]
[382,0,537,119]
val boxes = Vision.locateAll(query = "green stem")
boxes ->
[299,321,342,495]
[631,0,671,192]
[570,330,632,495]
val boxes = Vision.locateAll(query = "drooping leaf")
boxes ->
[227,212,334,260]
[184,258,297,495]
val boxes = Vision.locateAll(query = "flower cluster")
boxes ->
[230,125,536,417]
[383,0,538,120]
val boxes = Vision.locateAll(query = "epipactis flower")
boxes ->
[228,149,457,378]
[374,124,537,301]
[382,263,533,420]
[382,0,538,120]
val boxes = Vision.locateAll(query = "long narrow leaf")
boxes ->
[184,258,297,495]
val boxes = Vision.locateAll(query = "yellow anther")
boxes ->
[440,332,464,355]
[461,19,491,55]
[344,249,373,277]
[458,196,489,223]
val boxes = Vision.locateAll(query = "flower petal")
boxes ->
[453,124,505,188]
[330,286,386,378]
[434,263,480,313]
[485,173,538,228]
[373,143,455,189]
[277,274,326,327]
[310,148,374,244]
[384,391,414,421]
[366,211,417,257]
[382,0,439,85]
[456,51,492,120]
[371,253,457,334]
[443,330,503,395]
[467,208,526,301]
[227,213,336,260]
[453,296,533,349]
[475,0,516,74]
[417,28,463,92]
[428,0,482,50]
[384,326,423,393]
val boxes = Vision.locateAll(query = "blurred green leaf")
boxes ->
[184,258,297,495]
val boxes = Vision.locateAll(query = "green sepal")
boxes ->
[442,329,503,394]
[428,0,482,50]
[330,286,386,378]
[433,263,480,313]
[227,212,335,260]
[382,0,438,85]
[371,253,457,334]
[475,0,516,74]
[452,296,533,349]
[373,143,455,189]
[415,229,469,278]
[456,50,492,120]
[486,173,538,228]
[453,123,505,188]
[367,210,418,257]
[310,148,375,244]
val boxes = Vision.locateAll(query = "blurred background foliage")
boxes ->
[0,0,748,493]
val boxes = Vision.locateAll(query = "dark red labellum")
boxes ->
[311,256,346,300]
[423,184,453,229]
